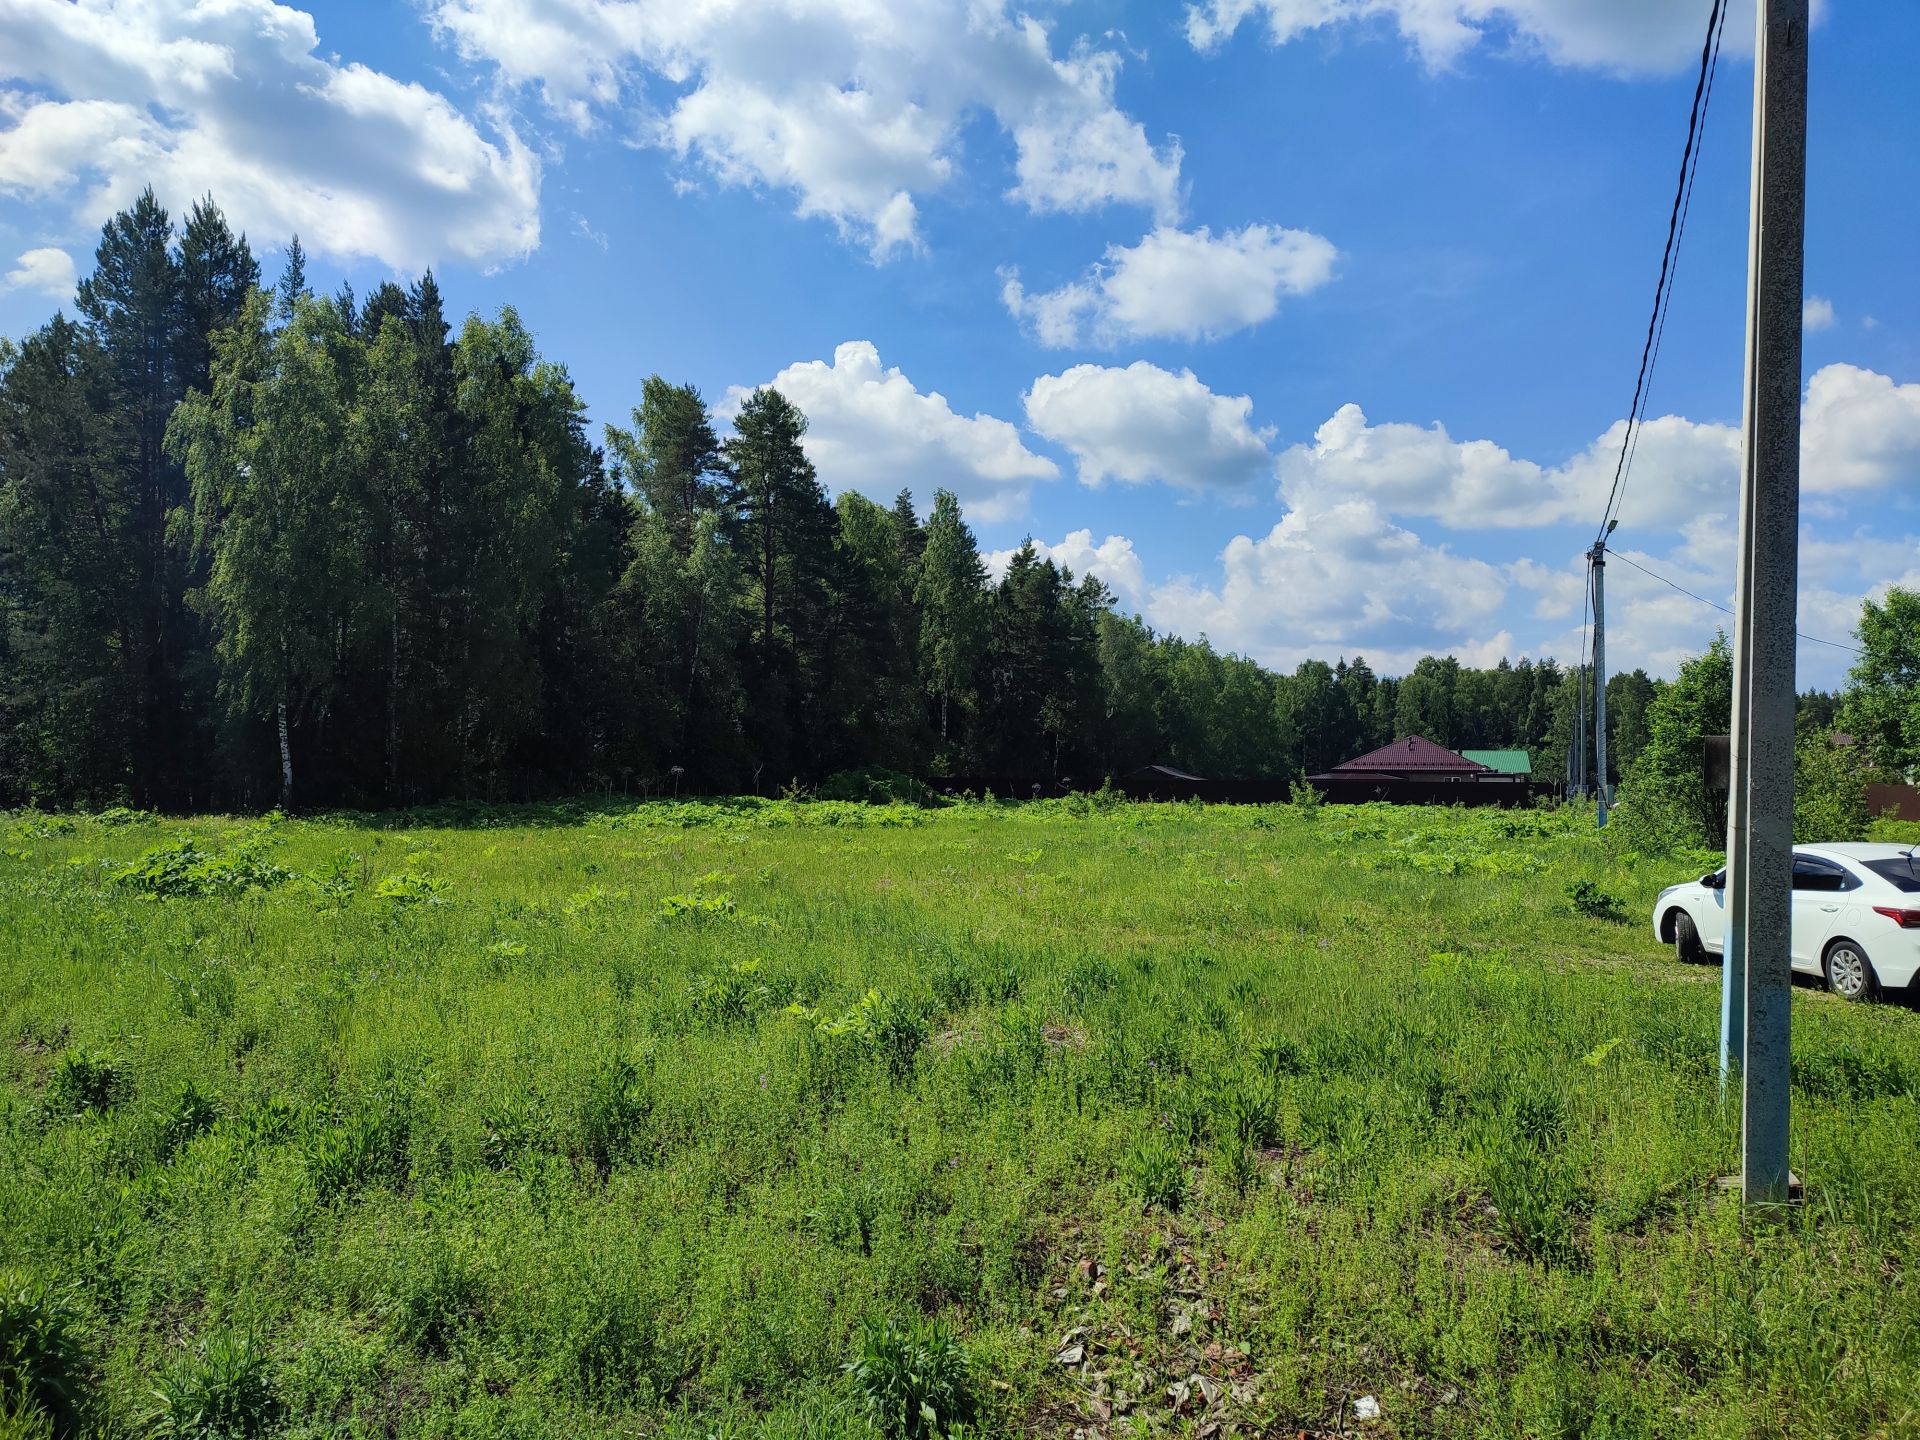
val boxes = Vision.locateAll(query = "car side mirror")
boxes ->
[1701,872,1723,889]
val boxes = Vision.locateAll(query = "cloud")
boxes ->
[429,0,1182,258]
[983,530,1148,604]
[724,341,1057,523]
[0,0,539,271]
[1147,498,1511,670]
[1184,0,1793,74]
[1024,362,1273,490]
[1275,362,1920,533]
[1802,295,1836,331]
[0,246,75,298]
[1003,223,1337,347]
[1799,364,1920,494]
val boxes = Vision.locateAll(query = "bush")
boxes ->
[816,769,934,807]
[0,1277,84,1436]
[845,1315,973,1440]
[1610,636,1732,851]
[1795,731,1874,841]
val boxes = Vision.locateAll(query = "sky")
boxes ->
[1,0,1915,690]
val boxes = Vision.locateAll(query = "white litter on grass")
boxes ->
[1354,1394,1381,1421]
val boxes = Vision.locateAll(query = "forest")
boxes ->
[0,192,1894,814]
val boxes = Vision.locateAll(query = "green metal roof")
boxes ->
[1460,749,1532,776]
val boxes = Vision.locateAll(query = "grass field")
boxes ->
[3,798,1918,1440]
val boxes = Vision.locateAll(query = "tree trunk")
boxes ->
[277,699,294,810]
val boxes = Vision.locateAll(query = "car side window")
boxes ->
[1791,858,1850,893]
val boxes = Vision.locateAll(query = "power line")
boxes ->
[1603,546,1864,655]
[1595,0,1731,542]
[1618,2,1728,506]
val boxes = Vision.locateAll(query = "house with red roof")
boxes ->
[1308,736,1543,805]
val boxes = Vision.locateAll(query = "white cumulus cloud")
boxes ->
[983,530,1148,604]
[430,0,1182,258]
[1802,295,1836,331]
[0,0,540,271]
[1184,0,1801,75]
[725,341,1057,524]
[1003,223,1337,347]
[1800,364,1920,494]
[1,246,76,298]
[1275,362,1920,534]
[1147,498,1511,670]
[1023,362,1274,491]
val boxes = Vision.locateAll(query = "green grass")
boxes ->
[2,798,1917,1439]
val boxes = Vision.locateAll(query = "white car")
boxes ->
[1652,844,1920,1001]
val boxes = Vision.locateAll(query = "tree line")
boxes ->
[5,190,1862,814]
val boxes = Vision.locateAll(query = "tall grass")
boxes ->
[1,799,1916,1436]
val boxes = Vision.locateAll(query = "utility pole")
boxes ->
[1722,0,1806,1205]
[1590,536,1611,826]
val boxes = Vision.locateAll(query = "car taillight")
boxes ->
[1871,905,1920,929]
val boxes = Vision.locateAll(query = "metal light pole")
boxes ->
[1722,0,1806,1205]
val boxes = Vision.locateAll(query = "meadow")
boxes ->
[2,797,1917,1440]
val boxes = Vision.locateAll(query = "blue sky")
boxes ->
[2,0,1915,688]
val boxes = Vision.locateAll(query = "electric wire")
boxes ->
[1603,546,1864,655]
[1595,0,1731,543]
[1617,0,1729,508]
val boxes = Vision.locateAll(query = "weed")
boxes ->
[43,1051,127,1120]
[114,836,290,899]
[157,1082,221,1162]
[576,1056,650,1177]
[371,869,447,906]
[306,1089,410,1200]
[389,1239,483,1356]
[1567,878,1628,923]
[146,1330,277,1439]
[1123,1133,1187,1211]
[656,891,736,921]
[689,958,771,1026]
[845,1315,973,1440]
[0,1277,84,1436]
[166,959,236,1022]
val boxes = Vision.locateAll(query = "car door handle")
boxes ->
[1821,904,1839,912]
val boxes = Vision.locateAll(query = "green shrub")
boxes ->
[817,769,934,807]
[147,1330,277,1439]
[0,1277,84,1436]
[845,1315,973,1440]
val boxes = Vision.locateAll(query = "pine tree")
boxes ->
[276,235,308,319]
[723,388,837,782]
[76,189,193,804]
[176,197,259,394]
[0,318,140,802]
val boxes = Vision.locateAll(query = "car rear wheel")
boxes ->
[1672,911,1707,964]
[1824,940,1878,1002]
